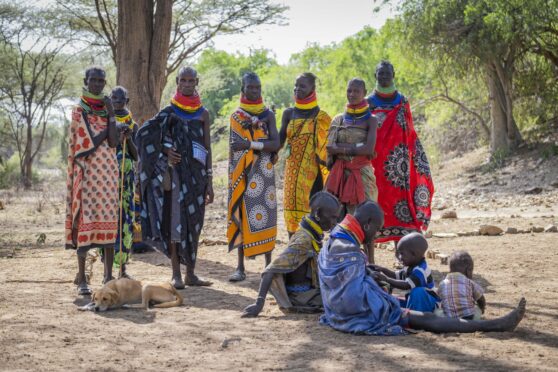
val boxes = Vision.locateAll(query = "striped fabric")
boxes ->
[438,272,484,318]
[395,258,435,289]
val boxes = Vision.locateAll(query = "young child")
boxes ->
[99,86,138,279]
[437,251,485,320]
[370,232,439,312]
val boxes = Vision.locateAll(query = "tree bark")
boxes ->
[22,120,33,189]
[116,0,172,125]
[485,61,522,157]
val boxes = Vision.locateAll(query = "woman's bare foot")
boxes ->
[185,274,212,286]
[493,297,527,332]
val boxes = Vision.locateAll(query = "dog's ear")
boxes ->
[91,291,97,302]
[107,289,119,304]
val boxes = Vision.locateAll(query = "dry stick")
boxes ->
[118,137,127,278]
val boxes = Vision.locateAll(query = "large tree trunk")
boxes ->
[486,61,522,157]
[116,0,172,125]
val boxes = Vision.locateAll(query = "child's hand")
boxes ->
[370,271,386,282]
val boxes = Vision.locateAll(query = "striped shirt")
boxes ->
[395,259,435,290]
[438,272,484,318]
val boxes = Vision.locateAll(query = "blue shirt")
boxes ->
[395,258,434,290]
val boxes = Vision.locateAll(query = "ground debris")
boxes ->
[441,210,457,219]
[479,225,504,236]
[505,227,518,234]
[524,187,543,195]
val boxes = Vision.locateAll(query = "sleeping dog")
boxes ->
[79,278,183,311]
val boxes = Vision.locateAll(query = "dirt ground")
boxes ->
[1,147,557,371]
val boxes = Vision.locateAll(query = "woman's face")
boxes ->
[176,71,198,96]
[294,76,314,100]
[346,81,365,105]
[85,70,106,96]
[242,77,262,101]
[376,65,394,88]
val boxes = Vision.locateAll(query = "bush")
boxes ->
[0,159,20,189]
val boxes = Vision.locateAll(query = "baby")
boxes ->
[437,251,486,320]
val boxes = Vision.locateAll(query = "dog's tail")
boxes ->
[152,286,183,308]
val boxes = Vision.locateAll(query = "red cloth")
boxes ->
[339,214,365,244]
[326,156,369,205]
[371,100,434,242]
[295,91,317,105]
[346,99,368,112]
[240,94,263,105]
[172,89,201,109]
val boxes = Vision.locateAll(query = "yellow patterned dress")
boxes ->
[227,108,277,257]
[283,108,331,234]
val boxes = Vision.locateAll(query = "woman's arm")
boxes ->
[261,113,280,152]
[202,110,214,204]
[126,124,138,161]
[104,96,118,148]
[278,108,292,149]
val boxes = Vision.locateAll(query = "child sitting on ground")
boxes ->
[370,232,439,312]
[437,251,485,320]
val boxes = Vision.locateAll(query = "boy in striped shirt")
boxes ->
[370,232,439,312]
[438,251,486,320]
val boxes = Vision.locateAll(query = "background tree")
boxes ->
[58,0,287,124]
[0,3,72,189]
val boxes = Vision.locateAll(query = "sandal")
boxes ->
[229,270,246,282]
[77,283,92,296]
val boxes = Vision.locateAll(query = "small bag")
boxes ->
[192,141,208,166]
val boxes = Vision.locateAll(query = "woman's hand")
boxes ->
[163,147,181,165]
[326,143,339,155]
[205,183,214,205]
[103,96,115,117]
[231,139,251,152]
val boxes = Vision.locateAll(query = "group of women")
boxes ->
[281,61,434,265]
[65,62,527,337]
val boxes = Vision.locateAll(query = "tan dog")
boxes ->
[79,278,183,312]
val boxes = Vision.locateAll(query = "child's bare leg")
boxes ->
[103,247,115,283]
[408,298,526,333]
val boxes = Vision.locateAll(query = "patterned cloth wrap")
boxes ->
[65,97,118,256]
[136,106,208,265]
[227,107,277,257]
[283,103,331,234]
[326,112,378,214]
[368,92,434,242]
[318,223,407,335]
[266,216,324,312]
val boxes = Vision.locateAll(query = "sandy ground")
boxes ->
[1,147,557,371]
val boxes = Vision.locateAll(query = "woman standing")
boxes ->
[66,66,119,295]
[368,61,434,244]
[325,78,378,262]
[279,73,331,237]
